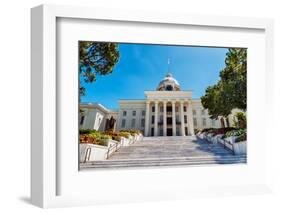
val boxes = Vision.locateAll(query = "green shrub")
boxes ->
[235,112,247,128]
[224,128,246,138]
[119,132,130,139]
[235,132,247,142]
[80,129,141,143]
[194,129,201,134]
[120,129,142,135]
[103,131,122,142]
[100,134,112,140]
[79,129,99,134]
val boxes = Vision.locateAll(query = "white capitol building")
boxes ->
[80,73,238,136]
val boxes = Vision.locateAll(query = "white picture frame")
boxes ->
[31,4,274,208]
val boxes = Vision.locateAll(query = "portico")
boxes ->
[142,73,195,137]
[144,99,194,137]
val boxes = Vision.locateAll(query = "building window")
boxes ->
[132,110,136,116]
[151,115,155,124]
[211,119,216,126]
[152,106,155,112]
[201,109,205,115]
[167,117,172,124]
[185,127,188,135]
[176,127,180,136]
[131,118,136,127]
[203,118,206,126]
[184,106,187,112]
[175,106,179,112]
[123,111,127,116]
[184,115,187,123]
[121,119,126,128]
[80,115,85,125]
[193,118,197,126]
[176,115,180,122]
[160,115,163,122]
[142,110,145,116]
[167,106,172,112]
[141,118,145,127]
[193,109,196,115]
[160,106,163,112]
[159,129,164,136]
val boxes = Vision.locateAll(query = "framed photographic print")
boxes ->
[31,4,274,208]
[78,42,247,170]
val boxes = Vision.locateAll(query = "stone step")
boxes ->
[110,154,244,160]
[80,136,246,170]
[111,149,232,154]
[119,142,227,147]
[124,143,221,148]
[86,156,247,164]
[81,158,247,169]
[117,146,229,151]
[110,153,232,159]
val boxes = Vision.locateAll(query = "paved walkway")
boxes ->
[81,136,246,169]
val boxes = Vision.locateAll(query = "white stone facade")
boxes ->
[80,73,239,136]
[80,103,118,131]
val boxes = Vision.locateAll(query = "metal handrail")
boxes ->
[84,147,91,163]
[106,142,120,159]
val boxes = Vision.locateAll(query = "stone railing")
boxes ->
[197,133,247,155]
[80,133,143,163]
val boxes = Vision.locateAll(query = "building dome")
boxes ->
[156,73,181,91]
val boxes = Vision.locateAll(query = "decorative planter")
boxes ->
[121,137,131,146]
[198,133,204,139]
[224,136,238,144]
[202,132,207,139]
[217,137,225,145]
[233,141,247,155]
[103,139,121,152]
[217,137,233,150]
[128,135,134,144]
[206,133,214,142]
[212,134,223,144]
[80,143,108,162]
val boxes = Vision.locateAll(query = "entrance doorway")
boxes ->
[167,128,173,136]
[151,128,154,136]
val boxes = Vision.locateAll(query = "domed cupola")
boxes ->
[156,73,181,91]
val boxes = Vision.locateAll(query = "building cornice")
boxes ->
[118,99,146,104]
[80,103,117,113]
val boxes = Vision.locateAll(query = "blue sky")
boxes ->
[80,43,228,110]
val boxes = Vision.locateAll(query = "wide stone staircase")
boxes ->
[81,136,247,169]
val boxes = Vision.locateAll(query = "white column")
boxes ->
[172,101,176,136]
[163,101,167,136]
[145,101,150,136]
[187,100,195,135]
[180,101,185,136]
[154,101,158,136]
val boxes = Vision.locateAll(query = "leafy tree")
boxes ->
[234,112,247,128]
[220,48,247,110]
[79,41,120,96]
[201,48,247,119]
[201,83,232,119]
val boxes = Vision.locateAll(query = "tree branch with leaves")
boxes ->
[79,41,120,96]
[201,48,247,119]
